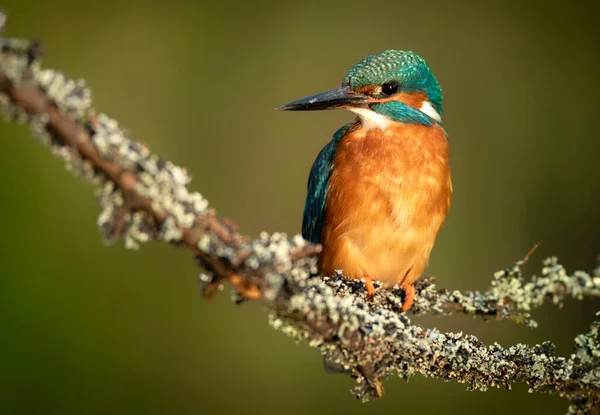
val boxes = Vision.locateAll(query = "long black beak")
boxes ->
[278,86,369,111]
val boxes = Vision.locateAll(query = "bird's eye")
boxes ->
[381,80,400,96]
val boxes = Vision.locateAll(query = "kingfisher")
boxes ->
[279,50,451,311]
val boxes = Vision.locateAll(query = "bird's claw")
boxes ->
[362,276,376,297]
[400,283,416,311]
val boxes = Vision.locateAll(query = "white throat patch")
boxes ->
[351,101,442,130]
[350,108,391,130]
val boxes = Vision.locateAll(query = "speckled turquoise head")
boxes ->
[344,50,442,116]
[280,50,443,127]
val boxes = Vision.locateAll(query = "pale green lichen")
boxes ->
[88,113,209,246]
[397,256,600,328]
[35,68,92,120]
[0,24,209,250]
[267,263,599,408]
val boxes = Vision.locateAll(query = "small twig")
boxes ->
[523,239,543,262]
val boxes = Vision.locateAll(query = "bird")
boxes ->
[279,50,452,311]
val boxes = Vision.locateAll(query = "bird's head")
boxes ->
[280,50,442,129]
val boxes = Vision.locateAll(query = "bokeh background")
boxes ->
[0,1,598,414]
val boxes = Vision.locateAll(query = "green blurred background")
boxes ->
[0,1,598,414]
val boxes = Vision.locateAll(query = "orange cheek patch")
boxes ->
[396,92,428,109]
[355,85,377,95]
[370,91,428,110]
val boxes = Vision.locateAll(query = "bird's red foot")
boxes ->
[362,276,376,297]
[400,283,416,311]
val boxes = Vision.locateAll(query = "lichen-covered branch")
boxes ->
[409,255,600,327]
[1,14,599,414]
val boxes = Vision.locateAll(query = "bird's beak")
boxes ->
[278,86,369,111]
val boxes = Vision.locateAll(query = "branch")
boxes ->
[1,14,600,414]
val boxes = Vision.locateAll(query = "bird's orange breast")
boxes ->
[319,121,451,288]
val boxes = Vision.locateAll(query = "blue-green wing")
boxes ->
[302,124,352,244]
